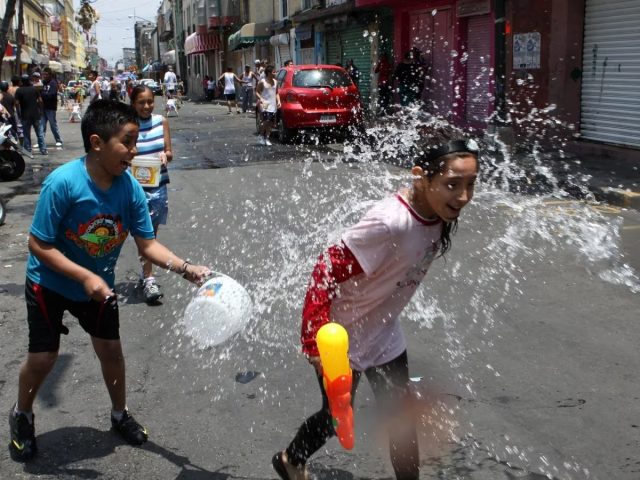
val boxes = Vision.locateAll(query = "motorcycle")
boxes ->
[0,123,26,182]
[0,196,6,225]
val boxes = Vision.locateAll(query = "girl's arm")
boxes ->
[161,117,173,163]
[300,243,364,357]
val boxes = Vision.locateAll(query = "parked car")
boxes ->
[66,80,79,98]
[266,65,363,143]
[140,79,163,96]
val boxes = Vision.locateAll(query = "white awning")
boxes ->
[61,61,72,72]
[269,33,289,46]
[48,60,63,73]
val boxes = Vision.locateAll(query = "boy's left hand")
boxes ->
[183,264,212,285]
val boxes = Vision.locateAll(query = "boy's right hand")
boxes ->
[307,356,323,377]
[82,273,114,302]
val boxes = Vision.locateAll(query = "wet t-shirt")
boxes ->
[333,194,442,370]
[27,158,155,301]
[15,86,41,121]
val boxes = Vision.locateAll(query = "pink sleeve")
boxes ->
[300,243,364,356]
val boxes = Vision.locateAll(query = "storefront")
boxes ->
[580,0,640,148]
[228,22,271,72]
[185,31,222,99]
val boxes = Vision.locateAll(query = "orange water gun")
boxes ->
[316,322,354,450]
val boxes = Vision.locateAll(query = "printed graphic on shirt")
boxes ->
[396,240,440,288]
[65,214,129,257]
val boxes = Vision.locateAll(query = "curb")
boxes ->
[592,187,640,210]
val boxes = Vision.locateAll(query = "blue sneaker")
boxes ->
[8,405,37,461]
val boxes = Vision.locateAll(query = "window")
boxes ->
[280,0,288,19]
[276,69,287,88]
[293,69,352,88]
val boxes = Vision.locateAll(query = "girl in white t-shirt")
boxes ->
[272,133,480,480]
[217,67,243,114]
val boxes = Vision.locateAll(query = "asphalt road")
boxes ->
[0,100,639,479]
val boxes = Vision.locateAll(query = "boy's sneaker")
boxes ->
[143,279,163,304]
[55,142,63,149]
[265,138,273,146]
[272,451,309,480]
[111,410,148,445]
[8,406,37,461]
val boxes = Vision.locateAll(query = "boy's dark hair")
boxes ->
[11,75,20,86]
[265,65,275,76]
[414,125,480,257]
[0,81,8,92]
[80,100,138,153]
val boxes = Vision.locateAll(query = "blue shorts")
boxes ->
[261,111,276,123]
[144,184,169,227]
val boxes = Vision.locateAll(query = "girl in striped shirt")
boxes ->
[130,85,174,303]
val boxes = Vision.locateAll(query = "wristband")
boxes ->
[179,261,190,274]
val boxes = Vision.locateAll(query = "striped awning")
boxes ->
[184,32,220,55]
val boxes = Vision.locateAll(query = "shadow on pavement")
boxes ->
[22,426,223,478]
[37,353,72,409]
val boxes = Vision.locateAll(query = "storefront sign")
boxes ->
[513,32,541,69]
[457,0,491,17]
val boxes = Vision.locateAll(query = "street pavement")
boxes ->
[0,100,639,479]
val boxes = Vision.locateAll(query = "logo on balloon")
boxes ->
[198,282,222,298]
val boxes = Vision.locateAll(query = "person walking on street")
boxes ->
[130,85,175,304]
[218,67,243,114]
[0,81,18,137]
[241,65,259,114]
[88,71,101,104]
[374,53,393,115]
[164,66,178,99]
[108,77,120,102]
[255,65,280,146]
[393,51,424,107]
[39,67,63,150]
[205,76,215,101]
[7,100,211,462]
[15,75,47,156]
[272,130,480,480]
[346,59,360,87]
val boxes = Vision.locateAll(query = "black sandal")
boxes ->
[272,452,291,480]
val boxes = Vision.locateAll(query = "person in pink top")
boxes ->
[272,130,480,480]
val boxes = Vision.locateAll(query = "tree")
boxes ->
[0,0,17,65]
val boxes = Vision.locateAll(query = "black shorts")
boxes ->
[25,278,120,353]
[261,111,276,123]
[224,93,236,101]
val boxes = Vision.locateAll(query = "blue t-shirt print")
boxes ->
[27,157,155,301]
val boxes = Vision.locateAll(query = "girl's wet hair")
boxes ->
[81,100,138,153]
[414,126,480,256]
[129,85,153,105]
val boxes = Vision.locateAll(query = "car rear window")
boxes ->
[292,69,352,88]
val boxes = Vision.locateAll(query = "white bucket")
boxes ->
[131,155,161,188]
[182,275,253,347]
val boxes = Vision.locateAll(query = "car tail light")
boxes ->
[286,91,299,103]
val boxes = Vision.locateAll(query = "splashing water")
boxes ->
[166,103,637,478]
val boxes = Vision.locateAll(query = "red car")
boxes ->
[267,64,363,143]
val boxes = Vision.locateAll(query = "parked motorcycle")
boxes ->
[0,123,26,181]
[0,196,6,225]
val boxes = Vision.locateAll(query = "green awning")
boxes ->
[228,23,271,51]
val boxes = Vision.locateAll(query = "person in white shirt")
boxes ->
[255,65,280,145]
[272,133,480,480]
[240,65,259,114]
[217,67,243,114]
[163,66,178,98]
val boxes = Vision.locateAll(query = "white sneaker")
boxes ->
[265,138,272,146]
[55,142,63,149]
[257,137,265,146]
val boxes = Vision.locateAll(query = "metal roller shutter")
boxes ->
[580,0,640,148]
[340,25,372,107]
[465,14,493,128]
[326,34,341,66]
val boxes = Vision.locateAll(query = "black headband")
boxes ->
[418,139,480,168]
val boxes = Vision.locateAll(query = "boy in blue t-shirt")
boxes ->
[8,100,211,462]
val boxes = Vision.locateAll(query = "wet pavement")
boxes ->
[0,100,639,479]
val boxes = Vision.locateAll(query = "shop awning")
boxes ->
[61,61,71,72]
[269,33,289,46]
[48,60,63,73]
[228,22,271,51]
[19,46,33,64]
[36,54,49,65]
[162,49,176,65]
[184,31,220,55]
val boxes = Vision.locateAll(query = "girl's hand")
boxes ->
[182,264,212,286]
[307,356,323,377]
[159,152,168,166]
[82,273,114,302]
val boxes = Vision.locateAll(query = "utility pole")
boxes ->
[14,0,24,75]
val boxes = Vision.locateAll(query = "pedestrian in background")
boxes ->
[15,74,47,156]
[7,100,211,462]
[88,71,101,103]
[393,51,424,106]
[130,85,174,304]
[272,130,480,480]
[346,59,360,87]
[205,76,215,101]
[0,81,18,137]
[241,65,259,114]
[164,66,178,99]
[39,67,63,150]
[374,53,393,115]
[255,65,280,146]
[218,67,243,114]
